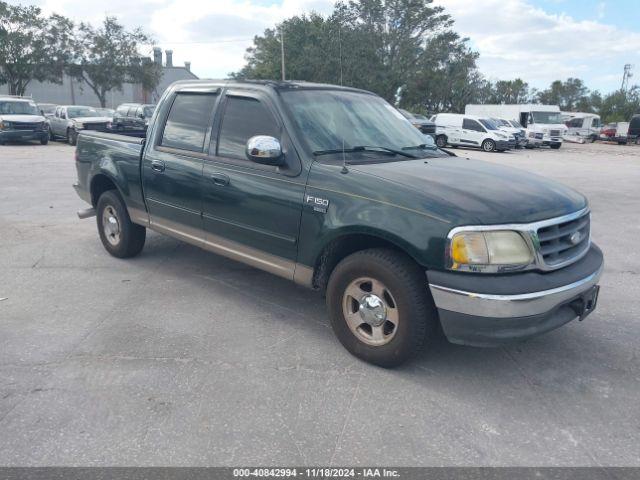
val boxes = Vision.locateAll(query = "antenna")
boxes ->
[338,25,343,86]
[280,27,286,81]
[621,64,633,93]
[338,23,348,174]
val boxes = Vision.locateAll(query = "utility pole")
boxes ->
[280,28,286,81]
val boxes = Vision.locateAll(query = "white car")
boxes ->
[432,113,515,152]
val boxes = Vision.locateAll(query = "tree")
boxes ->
[536,78,589,110]
[599,86,640,123]
[237,0,462,106]
[70,16,161,107]
[0,2,74,96]
[485,79,530,104]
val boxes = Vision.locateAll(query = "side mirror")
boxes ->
[139,113,145,119]
[246,135,284,166]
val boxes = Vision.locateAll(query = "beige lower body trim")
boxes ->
[129,206,150,227]
[147,216,314,288]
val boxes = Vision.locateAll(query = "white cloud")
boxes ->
[436,0,640,91]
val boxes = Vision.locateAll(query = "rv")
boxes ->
[562,112,601,142]
[465,104,567,149]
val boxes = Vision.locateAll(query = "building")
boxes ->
[0,49,198,108]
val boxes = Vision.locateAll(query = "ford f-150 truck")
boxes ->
[73,80,603,367]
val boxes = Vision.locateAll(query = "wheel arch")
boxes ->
[311,230,426,292]
[90,173,123,207]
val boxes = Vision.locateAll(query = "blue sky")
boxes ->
[15,0,640,94]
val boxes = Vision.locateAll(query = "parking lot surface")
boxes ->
[0,141,639,466]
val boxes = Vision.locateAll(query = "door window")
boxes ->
[217,97,279,160]
[462,118,484,132]
[160,93,217,153]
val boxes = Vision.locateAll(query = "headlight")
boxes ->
[74,122,84,129]
[448,230,533,272]
[496,133,507,139]
[0,121,11,130]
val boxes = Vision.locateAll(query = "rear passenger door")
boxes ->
[200,90,305,271]
[142,90,219,241]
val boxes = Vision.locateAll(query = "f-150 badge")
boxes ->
[305,195,329,213]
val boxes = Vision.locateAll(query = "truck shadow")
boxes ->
[135,233,607,380]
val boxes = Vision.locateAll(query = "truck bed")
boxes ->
[74,130,148,224]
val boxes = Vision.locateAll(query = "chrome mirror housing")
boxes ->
[245,135,284,166]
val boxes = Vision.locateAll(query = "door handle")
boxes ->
[150,160,165,172]
[210,172,230,186]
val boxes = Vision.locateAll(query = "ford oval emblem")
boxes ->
[569,231,582,245]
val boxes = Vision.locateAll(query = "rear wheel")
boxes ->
[435,135,447,148]
[96,190,146,258]
[481,139,496,152]
[550,143,562,149]
[326,248,437,367]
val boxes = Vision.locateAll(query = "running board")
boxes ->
[77,207,96,219]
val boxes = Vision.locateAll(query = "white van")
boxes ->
[562,112,601,142]
[432,113,515,152]
[465,104,567,149]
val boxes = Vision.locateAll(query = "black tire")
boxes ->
[435,135,447,148]
[590,135,597,143]
[550,143,561,149]
[326,248,437,368]
[96,190,146,258]
[67,128,77,146]
[481,139,496,152]
[40,135,49,145]
[49,129,55,141]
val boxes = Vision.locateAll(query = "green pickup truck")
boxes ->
[73,80,603,367]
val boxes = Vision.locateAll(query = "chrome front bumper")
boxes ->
[427,244,604,346]
[429,265,602,319]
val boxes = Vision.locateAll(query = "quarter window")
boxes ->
[217,97,279,159]
[160,93,217,152]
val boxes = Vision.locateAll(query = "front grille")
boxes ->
[13,122,42,130]
[83,122,108,131]
[550,129,561,137]
[536,211,590,269]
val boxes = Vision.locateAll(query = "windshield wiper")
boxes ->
[402,143,438,151]
[313,145,418,159]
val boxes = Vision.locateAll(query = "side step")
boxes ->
[77,207,96,219]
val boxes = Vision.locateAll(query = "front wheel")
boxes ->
[96,190,146,258]
[67,128,77,146]
[481,139,496,152]
[40,136,49,145]
[550,143,562,149]
[326,249,437,367]
[435,135,447,148]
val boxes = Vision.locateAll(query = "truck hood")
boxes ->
[0,114,45,123]
[351,157,587,225]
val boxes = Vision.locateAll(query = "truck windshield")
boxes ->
[532,112,562,124]
[67,107,99,118]
[0,101,39,115]
[280,90,443,160]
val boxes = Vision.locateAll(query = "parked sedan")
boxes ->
[49,106,112,146]
[399,109,436,138]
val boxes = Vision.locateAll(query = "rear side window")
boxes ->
[160,93,217,153]
[217,97,279,159]
[116,106,128,115]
